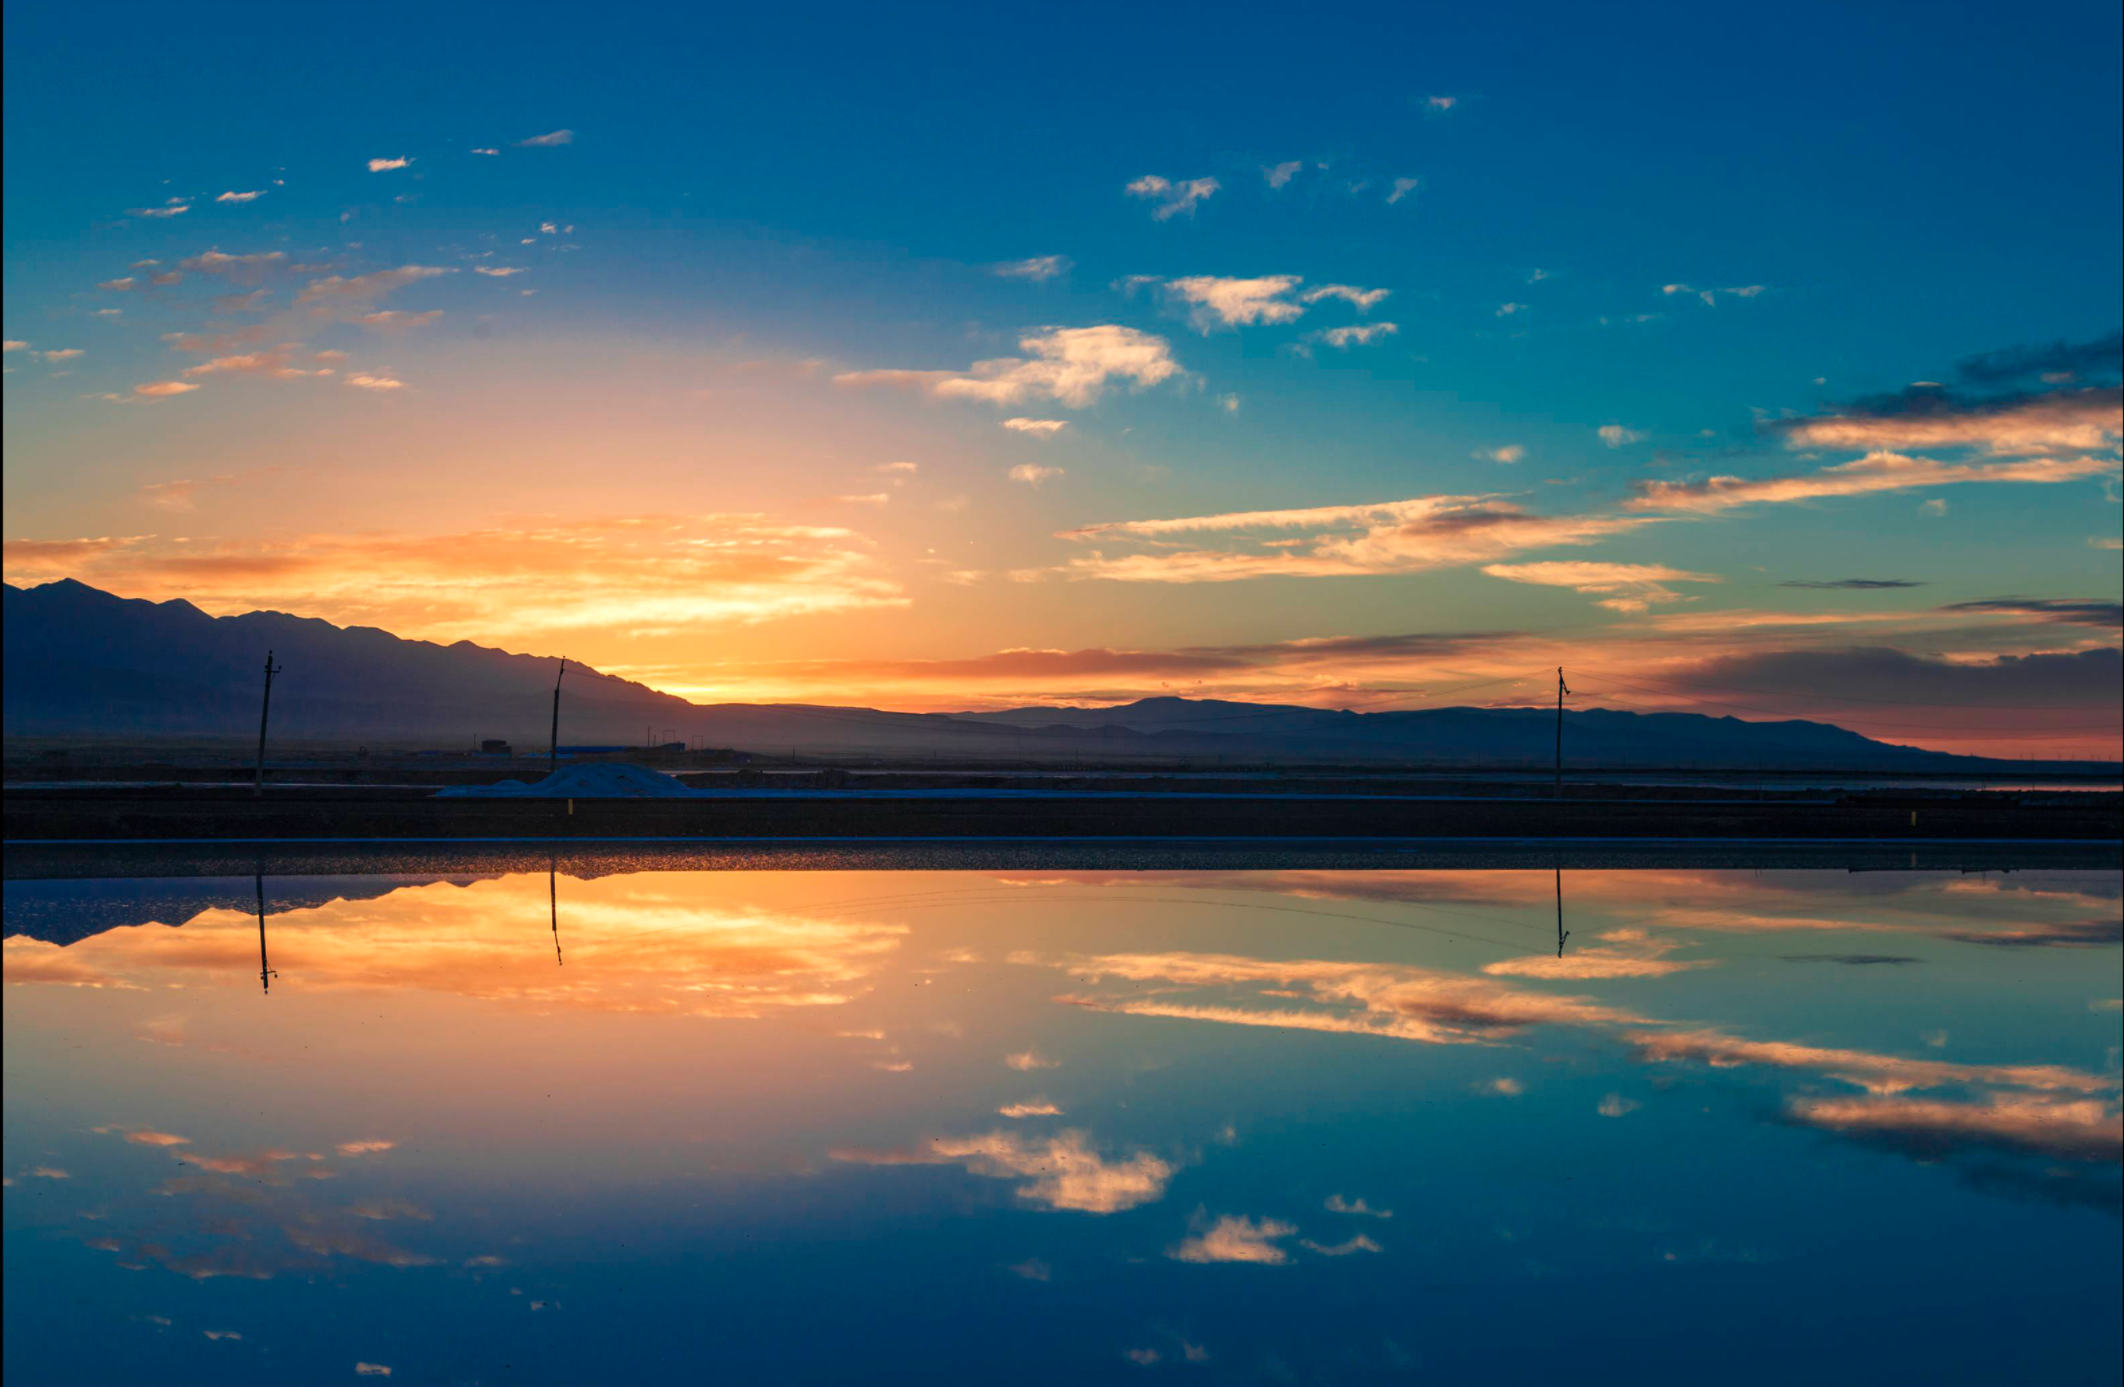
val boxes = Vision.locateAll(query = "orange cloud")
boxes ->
[1628,450,2116,514]
[1057,496,1664,584]
[1,515,907,646]
[835,326,1181,408]
[1775,387,2120,454]
[1170,1213,1298,1263]
[1481,561,1722,613]
[1787,1094,2120,1163]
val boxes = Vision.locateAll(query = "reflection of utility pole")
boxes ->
[549,659,567,778]
[254,651,283,798]
[1553,667,1570,800]
[1554,866,1570,958]
[549,860,563,967]
[256,872,278,993]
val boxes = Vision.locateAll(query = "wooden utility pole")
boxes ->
[1554,866,1570,958]
[1554,667,1570,799]
[255,872,277,993]
[550,862,563,967]
[254,651,283,797]
[549,658,567,777]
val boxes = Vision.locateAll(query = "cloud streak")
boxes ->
[835,326,1181,408]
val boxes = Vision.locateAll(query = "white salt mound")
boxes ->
[437,762,702,799]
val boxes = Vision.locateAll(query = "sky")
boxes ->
[3,0,2120,756]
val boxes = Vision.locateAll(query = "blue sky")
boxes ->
[3,0,2120,752]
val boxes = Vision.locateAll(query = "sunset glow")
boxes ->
[4,4,2118,757]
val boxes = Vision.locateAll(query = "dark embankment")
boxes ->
[5,782,2116,842]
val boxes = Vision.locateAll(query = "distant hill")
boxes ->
[4,580,2108,771]
[3,579,697,745]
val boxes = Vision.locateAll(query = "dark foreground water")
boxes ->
[5,854,2120,1385]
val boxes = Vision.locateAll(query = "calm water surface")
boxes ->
[5,859,2120,1384]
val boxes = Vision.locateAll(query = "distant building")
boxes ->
[656,741,686,752]
[479,739,511,754]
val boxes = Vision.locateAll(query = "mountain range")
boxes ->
[4,579,2107,771]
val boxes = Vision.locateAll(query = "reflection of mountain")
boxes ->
[0,875,498,945]
[9,579,2111,769]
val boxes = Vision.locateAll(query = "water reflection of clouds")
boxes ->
[1038,943,2121,1211]
[1483,928,1711,978]
[1051,951,1646,1045]
[984,868,2123,953]
[4,876,907,1018]
[1626,1030,2112,1096]
[1786,1095,2120,1163]
[52,1121,545,1292]
[1169,1212,1298,1264]
[832,1130,1174,1213]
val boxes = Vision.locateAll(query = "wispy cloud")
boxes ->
[1170,1213,1298,1264]
[1002,418,1068,436]
[365,157,410,173]
[1009,464,1065,486]
[1937,597,2121,629]
[1165,275,1305,330]
[1661,283,1766,306]
[516,129,575,147]
[126,200,191,218]
[835,325,1181,407]
[1628,450,2115,513]
[1770,385,2120,455]
[999,1100,1063,1118]
[1598,424,1645,446]
[182,350,328,380]
[357,310,444,330]
[1299,284,1390,312]
[991,255,1072,282]
[1057,494,1659,583]
[1125,174,1220,220]
[1307,323,1398,349]
[1386,177,1420,204]
[214,190,265,203]
[1299,1233,1383,1256]
[0,514,907,644]
[296,265,453,309]
[1323,1194,1392,1218]
[834,1130,1171,1213]
[179,250,286,280]
[1482,560,1722,613]
[1263,160,1303,189]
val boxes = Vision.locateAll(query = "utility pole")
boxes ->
[1555,866,1570,958]
[254,651,283,797]
[550,860,563,967]
[550,658,567,778]
[255,872,277,993]
[1554,666,1570,799]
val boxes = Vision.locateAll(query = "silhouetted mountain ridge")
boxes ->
[5,580,2106,770]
